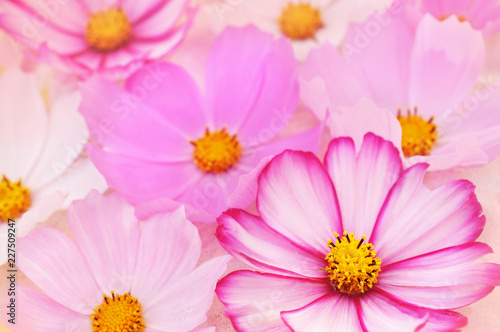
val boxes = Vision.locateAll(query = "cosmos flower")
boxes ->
[0,0,195,79]
[79,26,321,218]
[8,190,230,331]
[216,133,500,331]
[421,0,500,34]
[300,13,500,171]
[205,0,393,60]
[0,68,105,264]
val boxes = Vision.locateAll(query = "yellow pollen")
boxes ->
[438,14,468,23]
[397,107,438,158]
[91,291,145,332]
[0,175,31,222]
[279,3,323,40]
[86,8,132,52]
[325,231,381,295]
[190,127,242,174]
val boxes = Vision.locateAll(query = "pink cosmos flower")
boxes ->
[79,26,321,219]
[216,133,500,331]
[205,0,393,60]
[421,0,500,34]
[0,68,105,265]
[0,0,195,79]
[300,13,500,171]
[7,190,230,331]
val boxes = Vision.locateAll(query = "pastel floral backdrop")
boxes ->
[0,0,500,331]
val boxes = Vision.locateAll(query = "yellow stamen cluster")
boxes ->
[86,8,132,52]
[325,232,381,295]
[190,127,242,174]
[91,291,145,332]
[279,3,323,40]
[0,175,31,222]
[397,107,438,158]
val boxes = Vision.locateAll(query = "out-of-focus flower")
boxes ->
[300,14,500,170]
[204,0,393,60]
[7,190,230,331]
[79,26,322,218]
[0,0,195,79]
[421,0,500,34]
[216,133,500,331]
[0,68,105,264]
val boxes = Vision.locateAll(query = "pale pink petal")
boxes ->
[328,99,403,154]
[324,134,402,238]
[0,69,47,181]
[216,271,330,332]
[87,145,202,206]
[143,255,231,331]
[68,191,140,294]
[341,11,414,111]
[257,150,342,256]
[25,91,85,190]
[217,209,326,278]
[135,197,215,223]
[358,291,467,331]
[6,286,90,332]
[379,242,500,287]
[131,207,202,303]
[79,78,192,162]
[409,15,485,118]
[377,283,496,310]
[205,25,297,144]
[18,227,101,314]
[281,293,363,331]
[372,163,485,265]
[131,0,189,38]
[79,0,118,12]
[124,62,206,138]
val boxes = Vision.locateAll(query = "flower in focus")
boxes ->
[0,68,105,264]
[421,0,500,34]
[300,13,500,170]
[79,26,322,218]
[216,133,500,331]
[206,0,393,60]
[8,190,230,331]
[0,0,195,79]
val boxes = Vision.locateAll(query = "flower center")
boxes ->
[279,3,323,40]
[325,232,381,295]
[86,8,132,52]
[397,108,438,158]
[0,175,31,222]
[91,292,145,332]
[190,127,242,174]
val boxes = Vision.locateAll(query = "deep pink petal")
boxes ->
[217,209,327,278]
[124,62,206,138]
[68,190,140,295]
[87,144,202,206]
[281,293,363,331]
[18,227,101,314]
[216,271,330,332]
[131,207,202,305]
[409,15,485,118]
[143,255,231,331]
[257,150,342,256]
[79,78,192,163]
[205,26,297,144]
[6,286,90,332]
[324,134,402,238]
[371,164,485,265]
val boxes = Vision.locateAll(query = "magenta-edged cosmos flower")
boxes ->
[8,190,230,332]
[421,0,500,34]
[300,13,500,171]
[216,133,500,331]
[79,26,321,218]
[0,0,194,79]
